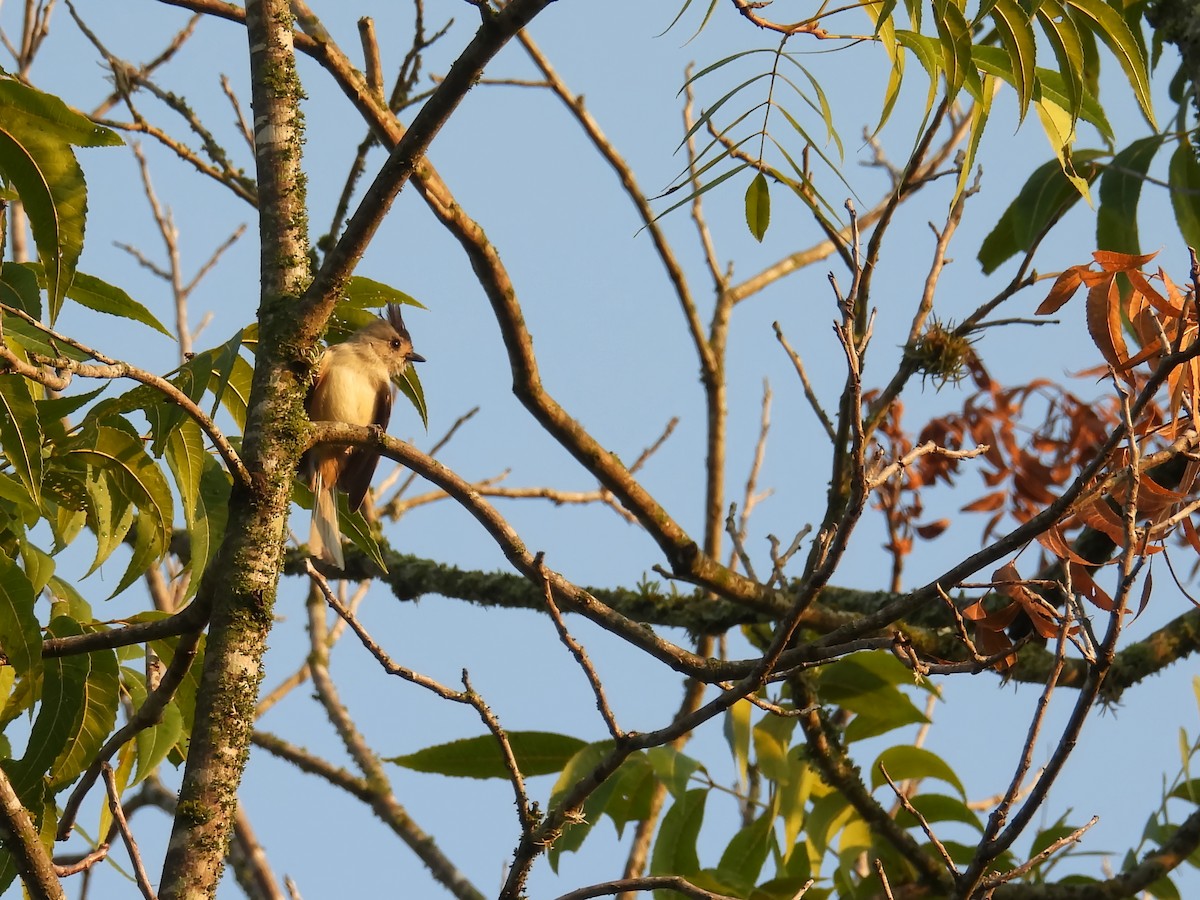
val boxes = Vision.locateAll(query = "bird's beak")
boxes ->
[408,352,426,364]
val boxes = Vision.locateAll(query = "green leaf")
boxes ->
[36,385,107,446]
[932,0,973,102]
[66,271,172,337]
[0,374,43,507]
[0,309,90,366]
[0,551,41,680]
[1064,0,1156,129]
[990,0,1037,119]
[148,629,205,747]
[20,616,91,787]
[653,159,751,224]
[1168,777,1200,803]
[388,731,588,779]
[80,464,134,577]
[216,344,254,432]
[19,542,54,596]
[717,811,774,889]
[47,619,119,790]
[895,30,945,120]
[1169,140,1200,250]
[779,753,816,850]
[397,363,428,430]
[724,698,752,787]
[0,79,123,317]
[661,0,721,40]
[342,276,426,311]
[0,127,85,320]
[0,472,39,529]
[871,745,966,798]
[340,501,388,572]
[650,788,706,884]
[1036,0,1086,126]
[1145,875,1181,900]
[0,80,122,148]
[49,495,86,553]
[745,171,771,241]
[600,754,657,834]
[68,424,174,560]
[546,748,623,870]
[1035,68,1112,140]
[895,793,984,831]
[183,457,230,602]
[647,745,703,799]
[977,150,1105,273]
[548,753,657,870]
[805,789,854,857]
[113,509,164,600]
[45,576,90,623]
[871,13,906,134]
[0,260,41,317]
[1097,136,1162,253]
[121,668,184,787]
[752,711,796,782]
[166,420,205,531]
[1034,97,1093,199]
[953,73,993,207]
[817,650,931,741]
[166,421,230,601]
[678,64,772,147]
[542,739,620,866]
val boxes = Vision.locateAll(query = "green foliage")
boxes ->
[1168,138,1200,250]
[1097,135,1162,252]
[387,652,1003,895]
[0,74,256,861]
[977,151,1105,273]
[0,78,121,319]
[745,171,771,241]
[666,0,1176,243]
[388,731,589,779]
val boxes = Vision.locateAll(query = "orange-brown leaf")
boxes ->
[915,519,950,539]
[1182,515,1200,555]
[1085,276,1129,371]
[1127,269,1176,317]
[1016,594,1063,639]
[973,622,1017,672]
[1092,249,1159,272]
[992,561,1023,596]
[1075,496,1126,543]
[1070,562,1115,612]
[963,491,1007,513]
[1014,469,1058,506]
[1136,567,1153,620]
[1036,266,1087,315]
[1135,472,1187,517]
[1035,525,1095,565]
[962,600,988,621]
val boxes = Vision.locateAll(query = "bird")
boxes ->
[303,303,424,569]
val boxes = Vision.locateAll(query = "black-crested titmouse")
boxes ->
[303,303,424,568]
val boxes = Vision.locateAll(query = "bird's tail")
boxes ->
[310,468,345,570]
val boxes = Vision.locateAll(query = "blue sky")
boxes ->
[5,0,1199,896]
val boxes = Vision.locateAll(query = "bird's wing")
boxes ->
[339,384,393,512]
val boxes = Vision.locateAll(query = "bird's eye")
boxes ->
[390,338,402,350]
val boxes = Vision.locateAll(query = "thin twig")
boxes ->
[773,322,836,441]
[100,765,157,900]
[879,763,958,876]
[537,555,623,740]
